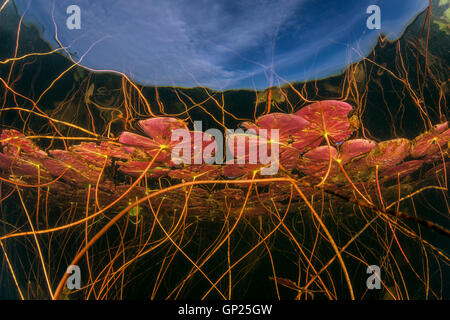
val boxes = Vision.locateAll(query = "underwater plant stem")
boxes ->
[149,183,229,300]
[95,156,109,210]
[385,186,447,210]
[271,208,334,300]
[84,184,94,290]
[52,176,296,300]
[435,140,447,189]
[316,133,333,187]
[0,106,99,139]
[375,165,386,211]
[0,150,164,241]
[302,215,399,299]
[324,188,450,239]
[336,160,374,206]
[15,186,54,299]
[201,190,298,300]
[52,147,162,299]
[316,106,333,187]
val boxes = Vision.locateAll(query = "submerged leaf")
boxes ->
[295,100,356,146]
[411,122,449,161]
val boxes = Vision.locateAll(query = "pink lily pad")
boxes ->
[297,145,338,177]
[243,113,310,139]
[71,141,130,167]
[222,163,266,179]
[168,164,220,181]
[362,138,411,170]
[0,152,48,177]
[118,160,170,178]
[1,129,47,159]
[380,160,424,181]
[170,130,218,165]
[295,100,356,145]
[119,117,189,163]
[339,139,376,164]
[226,130,265,164]
[424,161,449,178]
[241,113,309,169]
[44,150,113,187]
[119,131,170,162]
[226,130,282,174]
[139,117,188,142]
[120,120,217,166]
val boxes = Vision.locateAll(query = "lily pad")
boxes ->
[411,122,449,162]
[295,100,356,146]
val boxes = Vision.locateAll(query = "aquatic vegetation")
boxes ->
[0,96,449,300]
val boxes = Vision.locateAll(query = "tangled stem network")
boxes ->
[0,1,449,300]
[0,99,448,300]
